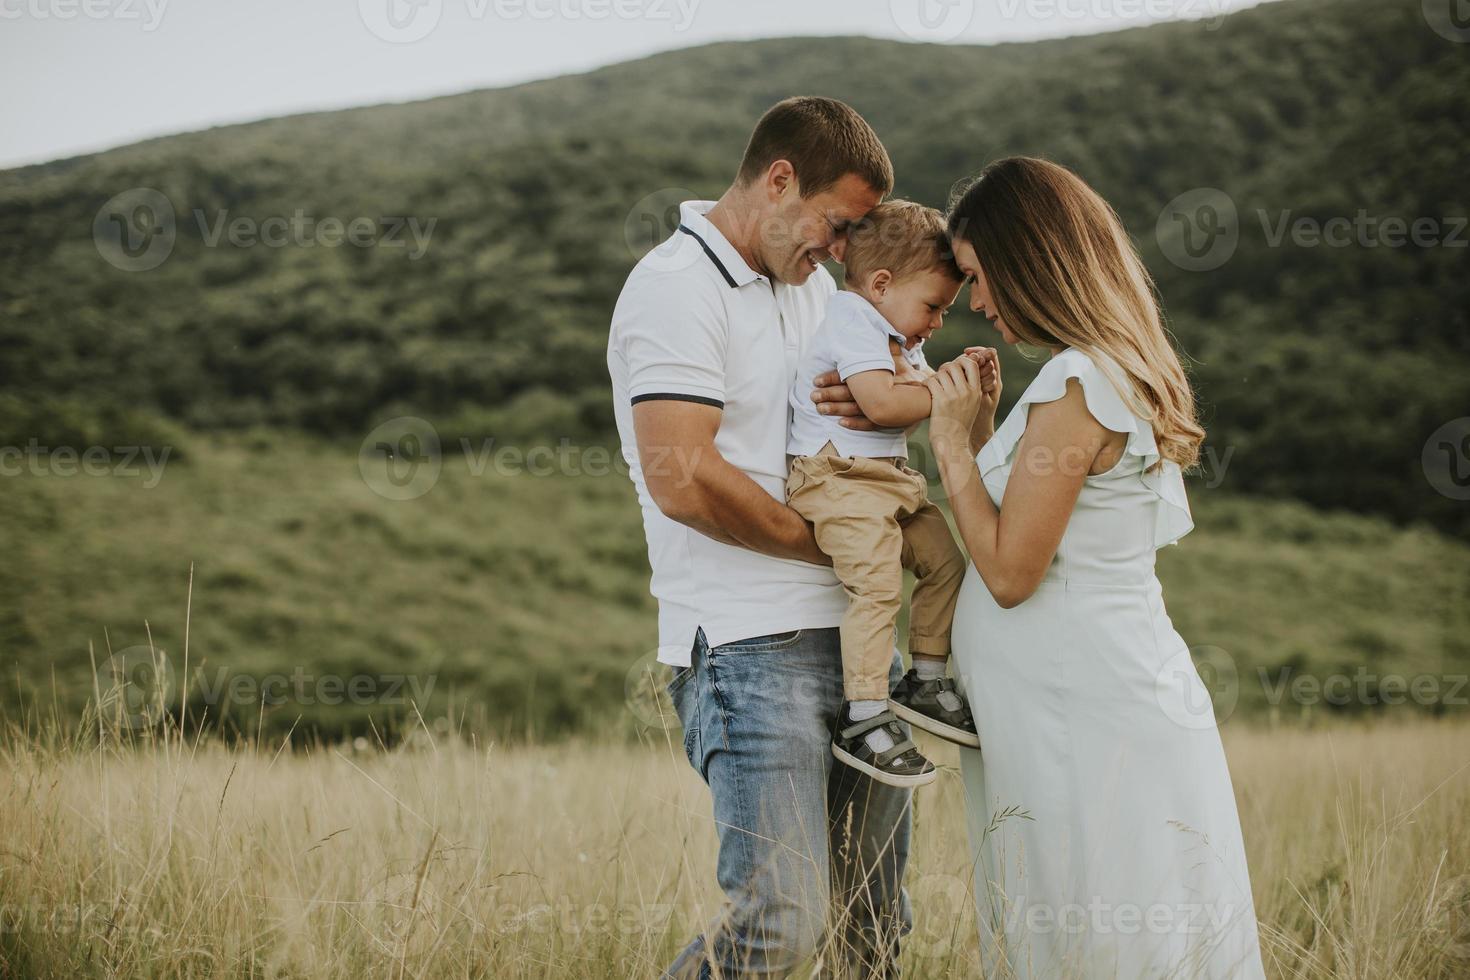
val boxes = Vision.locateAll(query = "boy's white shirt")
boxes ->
[788,290,930,459]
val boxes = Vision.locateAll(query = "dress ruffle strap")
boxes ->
[976,348,1195,548]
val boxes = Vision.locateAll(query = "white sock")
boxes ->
[912,654,947,681]
[847,699,894,754]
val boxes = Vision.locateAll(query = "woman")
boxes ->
[925,157,1267,978]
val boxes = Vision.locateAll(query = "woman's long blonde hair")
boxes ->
[947,157,1205,470]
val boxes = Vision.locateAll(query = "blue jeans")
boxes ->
[662,627,914,979]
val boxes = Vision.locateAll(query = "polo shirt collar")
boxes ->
[677,200,763,289]
[830,289,923,353]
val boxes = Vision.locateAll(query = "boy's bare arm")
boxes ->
[845,368,933,429]
[841,339,933,429]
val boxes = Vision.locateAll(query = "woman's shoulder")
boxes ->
[1017,347,1138,435]
[984,345,1195,548]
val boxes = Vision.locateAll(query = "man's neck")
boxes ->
[704,189,772,280]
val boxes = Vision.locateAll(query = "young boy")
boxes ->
[786,200,980,788]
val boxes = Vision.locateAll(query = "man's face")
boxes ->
[758,172,883,285]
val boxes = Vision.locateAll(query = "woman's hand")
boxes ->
[926,350,1001,467]
[962,347,1003,420]
[927,349,999,425]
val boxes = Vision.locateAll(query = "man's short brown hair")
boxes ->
[735,96,894,198]
[843,200,963,287]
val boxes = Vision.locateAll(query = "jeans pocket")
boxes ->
[712,629,805,653]
[666,664,695,697]
[681,723,703,778]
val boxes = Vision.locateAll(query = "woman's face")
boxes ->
[953,239,1018,345]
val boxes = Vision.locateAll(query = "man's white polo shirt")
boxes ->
[607,200,848,667]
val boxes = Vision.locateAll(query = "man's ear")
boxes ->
[764,159,796,202]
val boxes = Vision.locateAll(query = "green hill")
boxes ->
[1,0,1468,740]
[3,436,1466,740]
[0,0,1467,534]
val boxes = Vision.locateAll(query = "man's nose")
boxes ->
[828,237,848,263]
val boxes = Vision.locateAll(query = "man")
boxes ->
[607,96,914,978]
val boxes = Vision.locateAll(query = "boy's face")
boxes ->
[869,268,964,349]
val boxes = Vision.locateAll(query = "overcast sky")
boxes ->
[1,0,1276,169]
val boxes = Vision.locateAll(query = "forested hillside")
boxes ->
[2,0,1466,531]
[2,0,1468,739]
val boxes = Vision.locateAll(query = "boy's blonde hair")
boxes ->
[842,200,964,288]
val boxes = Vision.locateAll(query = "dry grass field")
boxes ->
[1,714,1468,979]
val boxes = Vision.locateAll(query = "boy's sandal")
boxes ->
[889,671,982,749]
[830,709,937,788]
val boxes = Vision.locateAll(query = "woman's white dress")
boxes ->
[950,348,1267,979]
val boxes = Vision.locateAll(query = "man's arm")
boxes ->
[632,399,831,566]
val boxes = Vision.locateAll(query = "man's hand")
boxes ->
[810,370,880,431]
[632,399,831,566]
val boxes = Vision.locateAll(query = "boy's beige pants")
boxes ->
[785,441,967,701]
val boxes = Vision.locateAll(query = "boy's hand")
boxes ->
[890,338,929,385]
[811,371,879,431]
[959,347,1003,419]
